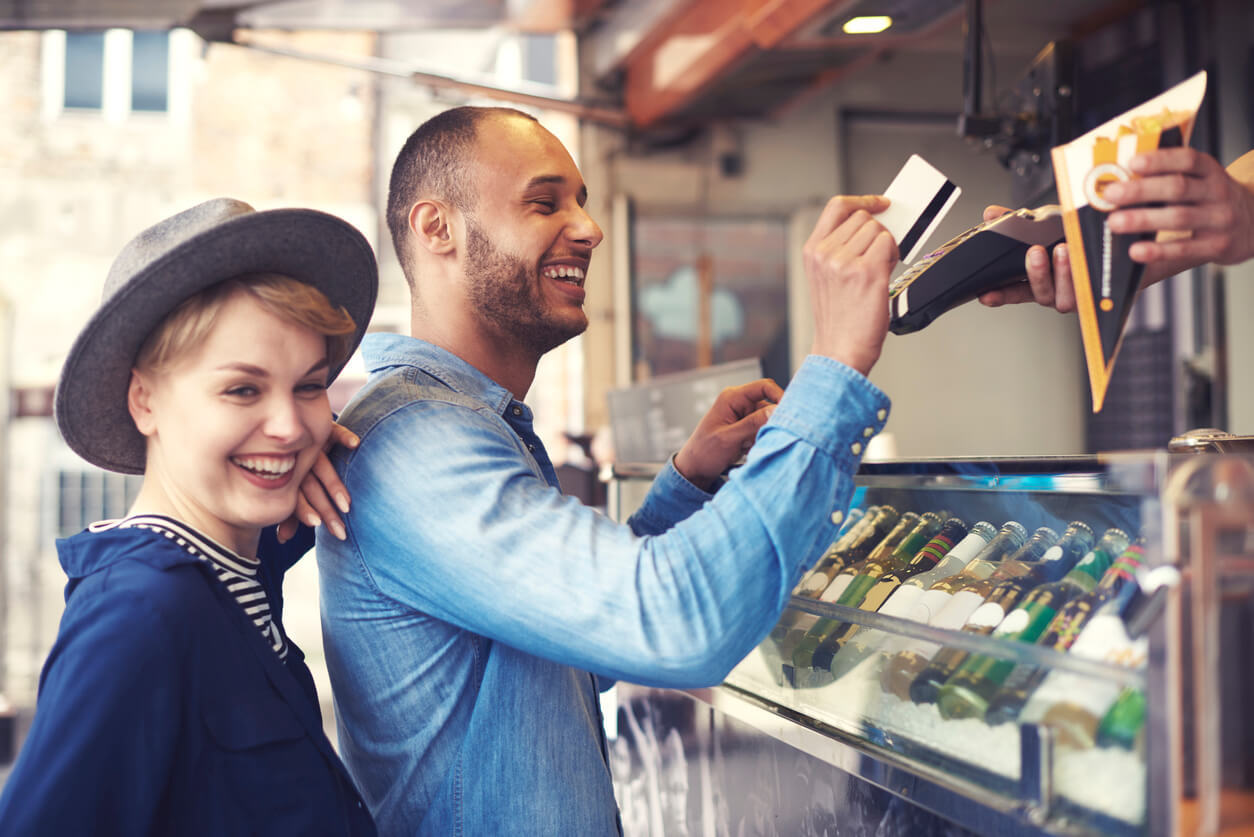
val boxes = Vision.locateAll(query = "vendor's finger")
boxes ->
[1127,147,1220,178]
[1024,245,1056,307]
[1050,244,1077,313]
[978,283,1035,307]
[1129,232,1229,265]
[1108,203,1231,236]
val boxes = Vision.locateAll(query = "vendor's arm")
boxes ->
[980,148,1254,311]
[0,594,179,834]
[340,195,895,688]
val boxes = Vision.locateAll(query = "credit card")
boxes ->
[876,154,962,264]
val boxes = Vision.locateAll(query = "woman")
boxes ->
[0,198,377,835]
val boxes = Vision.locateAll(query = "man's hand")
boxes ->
[276,423,359,543]
[803,195,898,375]
[673,379,784,491]
[979,148,1254,311]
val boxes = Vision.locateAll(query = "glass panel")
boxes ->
[130,30,169,112]
[630,216,789,382]
[63,31,105,110]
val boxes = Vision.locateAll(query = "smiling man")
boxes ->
[316,106,900,835]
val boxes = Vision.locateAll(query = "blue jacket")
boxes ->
[0,523,375,836]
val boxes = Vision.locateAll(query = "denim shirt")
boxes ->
[317,334,890,836]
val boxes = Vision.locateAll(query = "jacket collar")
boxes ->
[360,332,524,419]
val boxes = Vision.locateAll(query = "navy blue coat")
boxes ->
[0,524,375,836]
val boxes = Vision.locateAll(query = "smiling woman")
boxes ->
[0,198,379,835]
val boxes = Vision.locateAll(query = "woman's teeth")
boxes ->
[231,455,296,480]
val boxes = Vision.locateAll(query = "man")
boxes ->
[979,147,1254,311]
[316,106,898,835]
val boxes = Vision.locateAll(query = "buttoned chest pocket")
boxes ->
[201,692,348,835]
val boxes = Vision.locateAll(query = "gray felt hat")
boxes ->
[54,197,378,475]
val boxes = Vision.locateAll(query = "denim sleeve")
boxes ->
[343,355,888,688]
[0,587,179,833]
[625,458,714,537]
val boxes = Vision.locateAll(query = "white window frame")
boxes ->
[41,28,194,125]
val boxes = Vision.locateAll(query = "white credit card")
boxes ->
[876,154,961,265]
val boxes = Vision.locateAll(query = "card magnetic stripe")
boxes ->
[897,180,958,260]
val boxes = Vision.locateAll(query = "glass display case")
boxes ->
[607,453,1254,836]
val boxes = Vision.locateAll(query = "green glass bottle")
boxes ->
[906,525,1062,704]
[825,520,997,680]
[877,521,1028,700]
[795,505,899,597]
[788,512,929,679]
[937,526,1122,720]
[809,517,967,675]
[1095,686,1146,750]
[776,510,917,681]
[982,533,1139,725]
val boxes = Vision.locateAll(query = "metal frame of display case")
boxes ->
[607,452,1254,836]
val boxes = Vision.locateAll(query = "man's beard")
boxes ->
[463,218,587,356]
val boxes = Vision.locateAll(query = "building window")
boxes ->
[63,31,106,109]
[130,30,170,112]
[55,469,143,538]
[46,29,177,119]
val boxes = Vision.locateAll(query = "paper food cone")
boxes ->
[1051,71,1208,412]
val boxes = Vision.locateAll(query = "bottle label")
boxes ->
[994,600,1058,642]
[820,573,855,602]
[859,577,902,612]
[1021,614,1148,720]
[966,600,1006,629]
[879,584,926,620]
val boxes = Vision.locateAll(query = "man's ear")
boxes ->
[127,370,158,437]
[409,200,458,256]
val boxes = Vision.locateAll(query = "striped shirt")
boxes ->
[89,514,288,660]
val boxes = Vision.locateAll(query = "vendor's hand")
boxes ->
[979,149,1254,311]
[977,205,1077,313]
[804,195,898,375]
[276,423,359,543]
[673,378,784,491]
[1105,147,1254,268]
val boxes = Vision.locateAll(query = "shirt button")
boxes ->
[863,426,875,438]
[527,443,535,452]
[876,408,887,421]
[511,406,523,416]
[830,510,843,525]
[851,442,863,456]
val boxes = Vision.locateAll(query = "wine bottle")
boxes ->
[807,517,967,675]
[824,521,997,679]
[1095,686,1146,750]
[775,510,918,681]
[982,533,1139,725]
[904,526,1063,704]
[795,505,899,597]
[877,521,1029,700]
[937,526,1122,720]
[761,505,887,670]
[818,512,933,604]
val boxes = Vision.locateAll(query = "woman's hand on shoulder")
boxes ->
[276,423,358,543]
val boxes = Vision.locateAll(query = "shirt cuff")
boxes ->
[629,456,714,534]
[768,355,891,469]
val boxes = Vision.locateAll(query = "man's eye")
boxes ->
[532,199,556,212]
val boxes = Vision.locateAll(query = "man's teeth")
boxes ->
[542,265,585,283]
[232,455,296,479]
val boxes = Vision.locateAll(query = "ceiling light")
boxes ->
[842,15,893,35]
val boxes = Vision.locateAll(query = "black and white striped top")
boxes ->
[89,514,288,660]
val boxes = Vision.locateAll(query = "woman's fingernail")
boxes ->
[331,521,347,541]
[305,513,322,528]
[336,493,351,514]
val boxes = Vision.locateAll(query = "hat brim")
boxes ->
[55,208,378,475]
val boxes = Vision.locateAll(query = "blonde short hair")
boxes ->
[135,273,357,375]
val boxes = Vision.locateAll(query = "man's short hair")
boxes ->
[386,106,538,290]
